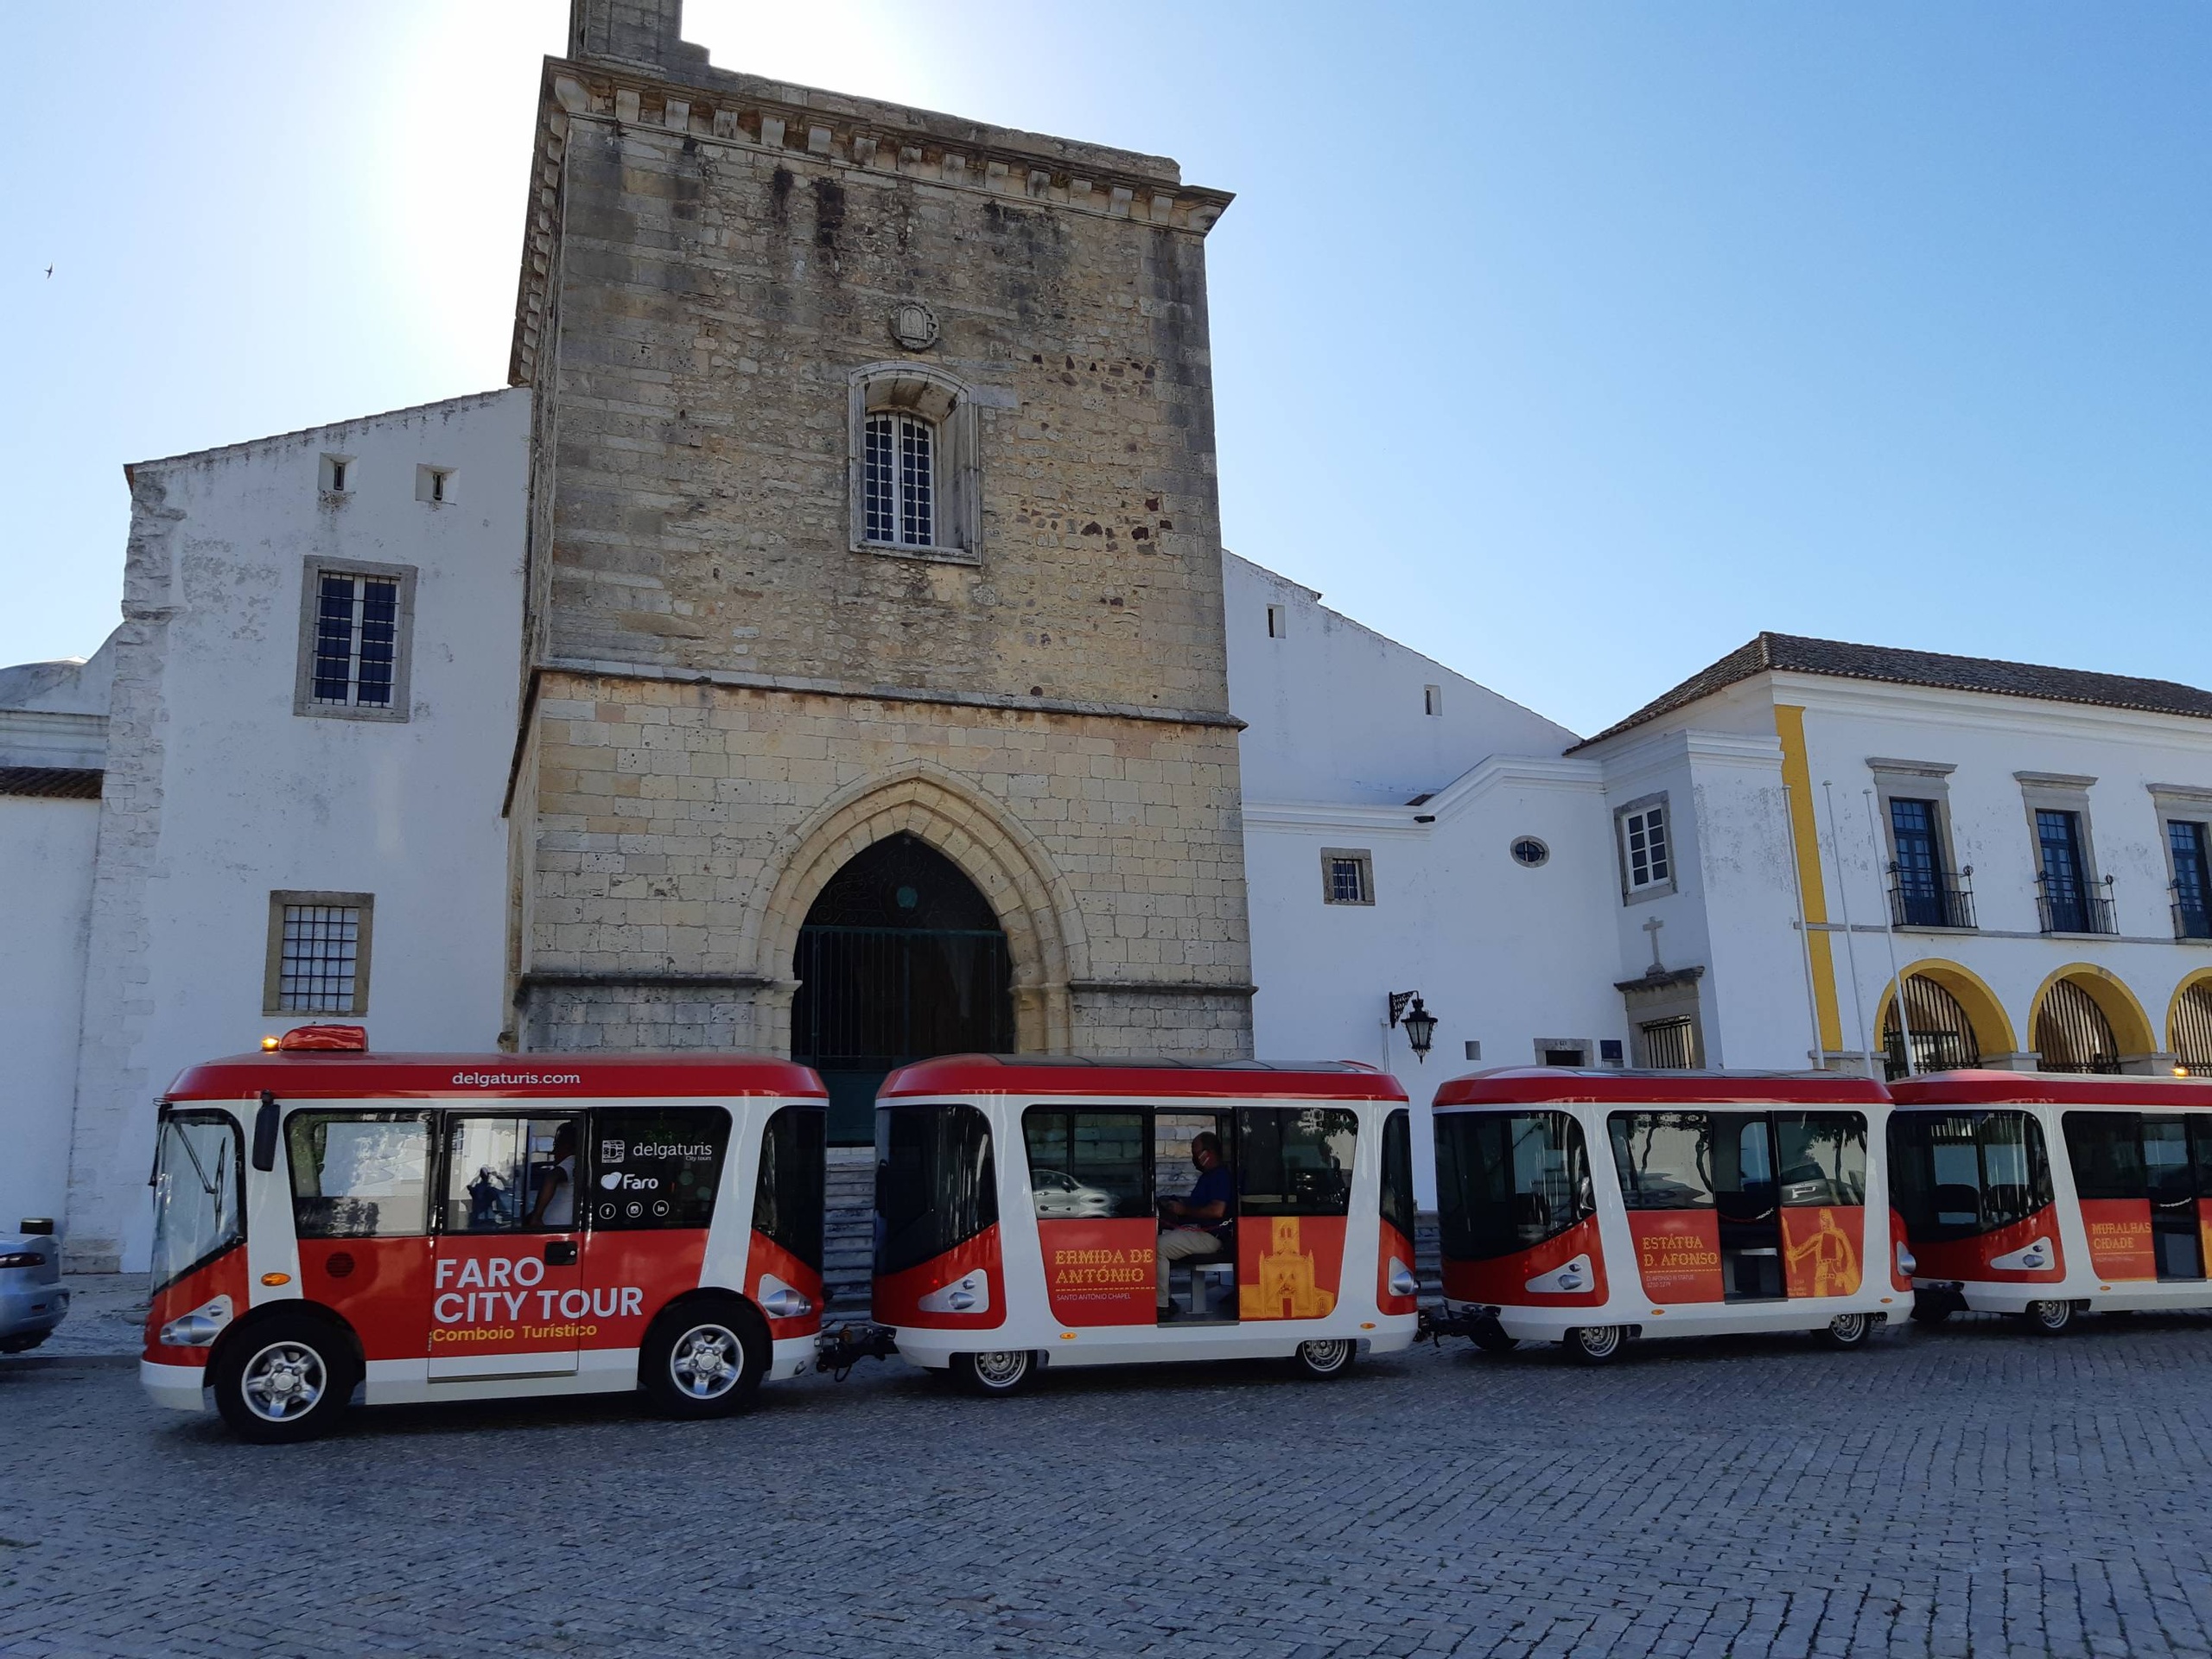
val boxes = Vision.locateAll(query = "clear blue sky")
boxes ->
[6,3,2208,736]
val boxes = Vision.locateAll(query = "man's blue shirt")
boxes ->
[1183,1164,1235,1232]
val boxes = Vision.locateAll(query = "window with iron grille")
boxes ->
[264,891,373,1015]
[1320,849,1374,906]
[1618,799,1672,897]
[295,558,415,721]
[1638,1016,1697,1070]
[863,411,935,549]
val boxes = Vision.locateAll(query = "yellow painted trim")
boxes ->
[1872,958,2021,1058]
[2167,968,2212,1054]
[2028,963,2158,1058]
[1774,705,1841,1052]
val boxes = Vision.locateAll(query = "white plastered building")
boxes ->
[0,391,531,1268]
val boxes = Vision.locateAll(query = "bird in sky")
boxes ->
[45,264,54,278]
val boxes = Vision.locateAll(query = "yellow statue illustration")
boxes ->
[1784,1207,1860,1298]
[1239,1217,1338,1319]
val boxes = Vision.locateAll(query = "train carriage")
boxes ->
[142,1026,829,1440]
[1430,1069,1906,1362]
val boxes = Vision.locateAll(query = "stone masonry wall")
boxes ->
[516,671,1253,1053]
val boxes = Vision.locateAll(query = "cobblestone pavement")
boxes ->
[5,1314,2212,1657]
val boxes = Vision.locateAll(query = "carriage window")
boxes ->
[442,1116,582,1233]
[2063,1112,2146,1202]
[1435,1110,1592,1261]
[1887,1111,2053,1240]
[286,1111,431,1238]
[1021,1109,1148,1219]
[1380,1109,1417,1239]
[1774,1113,1867,1206]
[583,1108,728,1231]
[1238,1109,1357,1217]
[752,1106,826,1266]
[1608,1111,1716,1210]
[876,1104,998,1277]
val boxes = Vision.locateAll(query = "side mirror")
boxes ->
[252,1092,281,1173]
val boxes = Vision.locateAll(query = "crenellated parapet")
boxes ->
[510,57,1233,388]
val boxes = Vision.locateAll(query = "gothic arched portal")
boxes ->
[791,832,1014,1142]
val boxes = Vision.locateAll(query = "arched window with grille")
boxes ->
[848,362,982,563]
[2035,977,2120,1074]
[2172,981,2212,1071]
[1881,974,1982,1080]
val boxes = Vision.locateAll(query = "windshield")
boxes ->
[875,1104,997,1278]
[151,1110,245,1290]
[1887,1110,2053,1240]
[1436,1110,1594,1261]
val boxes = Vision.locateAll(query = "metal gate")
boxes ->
[791,925,1012,1143]
[1881,974,1981,1080]
[2172,982,2212,1070]
[2034,977,2120,1074]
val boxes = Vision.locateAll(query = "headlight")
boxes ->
[157,1295,234,1348]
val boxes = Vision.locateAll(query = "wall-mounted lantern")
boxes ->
[1389,991,1439,1063]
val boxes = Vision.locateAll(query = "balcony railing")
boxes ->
[2037,874,2117,937]
[2177,899,2212,943]
[1886,874,1975,930]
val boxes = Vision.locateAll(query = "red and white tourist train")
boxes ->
[859,1054,1421,1394]
[1427,1068,1907,1361]
[1889,1070,2212,1333]
[142,1026,828,1440]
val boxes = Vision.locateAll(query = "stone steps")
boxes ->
[821,1154,874,1319]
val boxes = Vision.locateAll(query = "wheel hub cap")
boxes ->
[673,1327,739,1397]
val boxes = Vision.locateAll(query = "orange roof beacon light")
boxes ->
[276,1025,368,1052]
[259,1036,279,1052]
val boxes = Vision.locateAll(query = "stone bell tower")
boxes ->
[504,0,1255,1084]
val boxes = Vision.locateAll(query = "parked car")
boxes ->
[0,1219,68,1353]
[1029,1168,1120,1218]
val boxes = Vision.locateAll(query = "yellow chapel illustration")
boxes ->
[1241,1217,1338,1319]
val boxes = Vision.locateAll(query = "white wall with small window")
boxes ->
[50,389,531,1269]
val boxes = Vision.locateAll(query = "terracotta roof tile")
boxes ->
[1573,633,2212,751]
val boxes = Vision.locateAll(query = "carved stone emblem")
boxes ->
[890,300,940,352]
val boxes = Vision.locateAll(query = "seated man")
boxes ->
[1157,1131,1233,1318]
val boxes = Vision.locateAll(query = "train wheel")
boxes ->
[642,1296,766,1419]
[1292,1338,1356,1380]
[1816,1313,1872,1350]
[952,1350,1035,1396]
[1470,1323,1520,1355]
[212,1314,356,1444]
[1562,1325,1624,1365]
[2020,1300,2075,1336]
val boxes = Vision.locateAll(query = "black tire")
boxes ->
[211,1313,356,1444]
[1816,1313,1872,1351]
[2019,1300,2075,1337]
[1563,1325,1624,1365]
[1291,1338,1357,1380]
[950,1350,1035,1396]
[641,1297,766,1419]
[1470,1323,1521,1355]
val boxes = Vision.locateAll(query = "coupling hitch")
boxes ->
[1417,1302,1502,1346]
[815,1321,899,1380]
